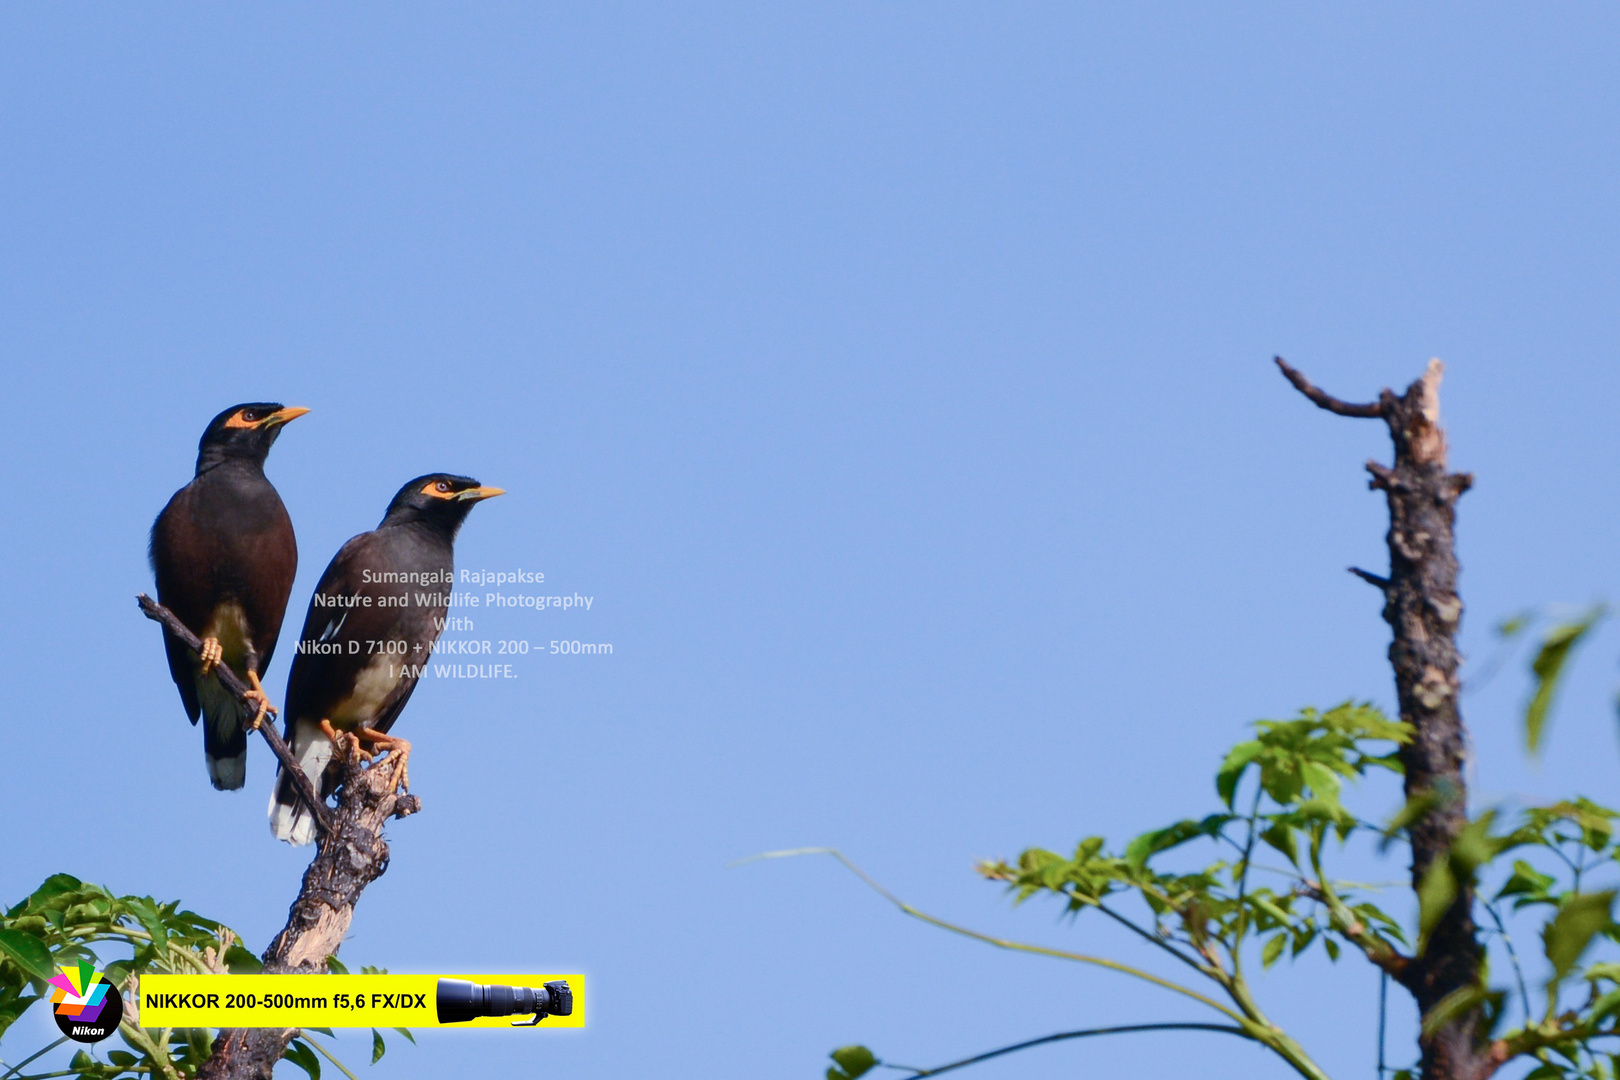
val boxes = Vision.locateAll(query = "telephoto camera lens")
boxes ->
[435,979,574,1025]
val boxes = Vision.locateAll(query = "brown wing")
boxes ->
[282,529,450,733]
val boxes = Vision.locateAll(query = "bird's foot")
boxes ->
[244,671,277,730]
[197,637,223,676]
[355,728,411,792]
[319,719,363,763]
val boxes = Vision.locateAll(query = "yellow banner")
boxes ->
[137,974,583,1029]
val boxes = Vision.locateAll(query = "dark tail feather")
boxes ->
[199,680,248,791]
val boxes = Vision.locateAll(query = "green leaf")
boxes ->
[1323,937,1341,961]
[325,954,349,975]
[1124,816,1232,868]
[1449,811,1510,877]
[107,1050,139,1066]
[1380,790,1442,851]
[185,1026,214,1064]
[1421,984,1489,1038]
[1496,860,1557,909]
[225,944,262,974]
[0,928,55,980]
[1526,605,1605,755]
[27,874,83,907]
[70,1050,93,1069]
[1417,861,1458,953]
[1544,890,1616,983]
[284,1038,321,1080]
[391,1027,415,1044]
[1260,933,1287,969]
[1259,822,1298,866]
[372,1028,386,1064]
[1217,741,1263,808]
[828,1045,878,1080]
[1299,761,1343,803]
[124,897,169,955]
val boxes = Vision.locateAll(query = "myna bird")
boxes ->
[150,402,309,790]
[268,473,503,845]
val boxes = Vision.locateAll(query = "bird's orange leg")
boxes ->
[354,728,411,791]
[318,718,363,763]
[243,670,277,730]
[197,637,223,676]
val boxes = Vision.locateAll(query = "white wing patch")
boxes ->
[316,609,349,644]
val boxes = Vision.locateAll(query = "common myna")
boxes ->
[268,473,502,845]
[150,402,308,790]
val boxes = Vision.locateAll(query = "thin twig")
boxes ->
[879,1022,1255,1077]
[301,1037,360,1080]
[1232,782,1266,976]
[1377,970,1388,1079]
[1092,903,1212,976]
[1350,567,1391,590]
[0,1039,67,1080]
[735,848,1248,1023]
[1482,901,1532,1027]
[1274,357,1386,418]
[136,593,332,835]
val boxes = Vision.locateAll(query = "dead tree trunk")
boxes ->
[193,748,418,1080]
[1278,358,1487,1080]
[138,595,419,1080]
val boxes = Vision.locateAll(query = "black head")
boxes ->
[380,473,505,539]
[196,402,310,474]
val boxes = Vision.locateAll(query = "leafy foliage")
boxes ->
[0,875,404,1080]
[825,697,1620,1079]
[983,704,1411,987]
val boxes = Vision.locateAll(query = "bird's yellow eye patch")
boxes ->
[224,409,258,429]
[421,480,458,499]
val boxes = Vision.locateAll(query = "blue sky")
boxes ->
[3,5,1620,1079]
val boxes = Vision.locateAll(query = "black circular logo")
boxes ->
[50,965,124,1043]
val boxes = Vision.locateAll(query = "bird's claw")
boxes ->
[387,743,411,793]
[244,671,277,730]
[355,729,411,793]
[318,719,361,763]
[198,637,223,676]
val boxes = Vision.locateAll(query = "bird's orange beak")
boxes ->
[260,406,311,428]
[457,486,505,501]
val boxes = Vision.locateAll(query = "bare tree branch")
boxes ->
[882,1023,1256,1078]
[136,594,332,835]
[1350,566,1392,590]
[1274,357,1388,418]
